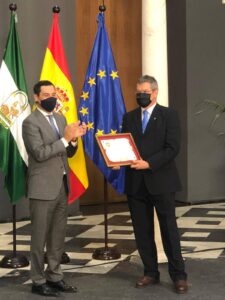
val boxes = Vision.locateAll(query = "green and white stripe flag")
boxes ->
[0,11,31,203]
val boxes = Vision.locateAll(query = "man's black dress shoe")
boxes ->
[32,283,60,297]
[47,280,77,293]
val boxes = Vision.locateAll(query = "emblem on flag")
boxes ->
[0,90,28,129]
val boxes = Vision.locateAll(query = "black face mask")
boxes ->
[40,97,57,112]
[136,93,151,108]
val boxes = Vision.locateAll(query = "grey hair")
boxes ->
[137,75,158,90]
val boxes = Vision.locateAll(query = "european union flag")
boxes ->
[78,13,126,194]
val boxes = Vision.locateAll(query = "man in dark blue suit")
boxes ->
[122,75,188,294]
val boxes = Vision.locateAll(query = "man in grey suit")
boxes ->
[22,80,87,297]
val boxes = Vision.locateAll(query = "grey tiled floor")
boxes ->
[1,202,225,299]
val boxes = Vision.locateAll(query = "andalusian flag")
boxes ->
[0,11,31,203]
[40,11,88,203]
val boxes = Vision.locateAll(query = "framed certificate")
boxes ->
[95,133,141,167]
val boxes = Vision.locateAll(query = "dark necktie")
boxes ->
[47,115,60,138]
[142,110,149,133]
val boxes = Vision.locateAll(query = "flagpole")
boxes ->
[44,4,70,266]
[92,3,121,261]
[0,3,29,269]
[93,177,121,260]
[54,4,70,265]
[103,178,109,249]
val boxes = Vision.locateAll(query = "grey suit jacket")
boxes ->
[22,109,77,200]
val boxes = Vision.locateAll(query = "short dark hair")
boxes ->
[137,75,158,90]
[33,80,55,95]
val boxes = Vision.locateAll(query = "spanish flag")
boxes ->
[40,10,88,203]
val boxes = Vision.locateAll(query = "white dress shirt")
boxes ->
[141,103,157,122]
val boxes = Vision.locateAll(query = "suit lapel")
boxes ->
[34,109,60,139]
[133,107,142,135]
[54,113,64,138]
[144,104,161,134]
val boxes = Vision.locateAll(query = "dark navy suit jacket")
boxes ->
[122,104,182,195]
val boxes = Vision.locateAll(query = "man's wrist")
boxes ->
[61,137,69,147]
[71,140,77,147]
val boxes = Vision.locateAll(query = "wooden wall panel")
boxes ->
[75,0,142,204]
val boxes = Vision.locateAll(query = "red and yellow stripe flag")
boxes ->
[40,11,88,204]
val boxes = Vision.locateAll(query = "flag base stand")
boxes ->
[0,254,29,269]
[44,252,70,264]
[92,177,121,261]
[92,247,121,260]
[61,252,70,264]
[0,205,30,269]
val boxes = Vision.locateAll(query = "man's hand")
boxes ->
[112,166,120,170]
[130,159,150,170]
[71,121,87,141]
[64,122,87,142]
[64,124,76,142]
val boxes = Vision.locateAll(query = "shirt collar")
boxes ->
[142,102,157,115]
[37,106,53,117]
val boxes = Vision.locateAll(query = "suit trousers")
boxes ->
[29,176,68,285]
[127,181,187,281]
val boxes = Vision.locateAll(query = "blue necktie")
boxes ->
[142,110,149,133]
[47,115,60,138]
